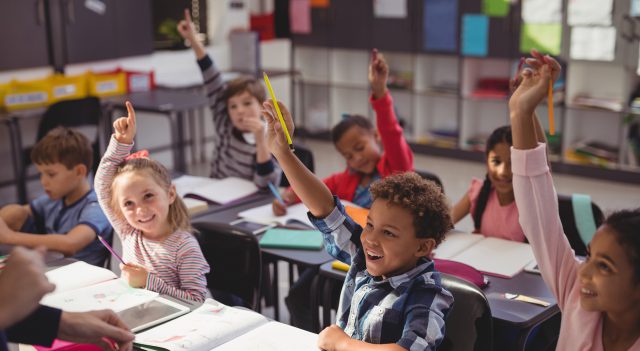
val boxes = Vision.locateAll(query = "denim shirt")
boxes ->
[309,197,454,350]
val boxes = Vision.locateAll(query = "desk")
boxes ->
[312,261,559,351]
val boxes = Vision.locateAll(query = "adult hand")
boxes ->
[58,310,134,351]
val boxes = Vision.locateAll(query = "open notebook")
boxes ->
[134,299,318,351]
[433,232,536,278]
[173,175,258,205]
[238,200,362,228]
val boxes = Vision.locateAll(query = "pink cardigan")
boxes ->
[512,143,640,350]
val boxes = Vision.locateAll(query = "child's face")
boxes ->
[36,162,84,200]
[361,199,434,279]
[227,90,262,132]
[335,126,382,175]
[113,171,176,240]
[578,225,640,315]
[486,142,513,196]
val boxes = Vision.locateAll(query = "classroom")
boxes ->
[1,0,640,350]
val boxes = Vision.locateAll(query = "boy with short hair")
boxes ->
[0,127,111,266]
[262,100,454,350]
[177,10,281,187]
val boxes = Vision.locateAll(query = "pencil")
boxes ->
[267,182,285,206]
[263,72,294,150]
[97,235,126,265]
[548,79,555,135]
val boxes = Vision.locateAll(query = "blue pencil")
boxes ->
[267,182,286,206]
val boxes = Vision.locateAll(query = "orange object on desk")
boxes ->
[345,205,368,228]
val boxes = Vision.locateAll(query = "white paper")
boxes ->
[433,232,485,259]
[567,0,613,26]
[238,202,313,227]
[135,299,268,351]
[522,0,562,23]
[45,261,117,294]
[374,0,407,18]
[570,26,617,61]
[451,237,535,278]
[212,321,318,350]
[173,175,258,204]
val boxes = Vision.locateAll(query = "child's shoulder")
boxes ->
[166,230,202,249]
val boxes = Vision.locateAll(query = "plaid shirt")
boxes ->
[309,197,454,350]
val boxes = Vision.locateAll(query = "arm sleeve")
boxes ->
[77,200,110,239]
[307,197,361,265]
[253,158,283,188]
[396,289,452,351]
[370,92,413,173]
[198,55,228,131]
[6,305,61,346]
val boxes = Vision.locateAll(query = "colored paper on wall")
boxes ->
[483,0,509,17]
[632,0,640,17]
[570,26,616,61]
[310,0,329,8]
[423,0,458,52]
[520,23,562,56]
[568,0,612,26]
[374,0,407,18]
[522,0,561,23]
[462,14,489,57]
[290,0,311,34]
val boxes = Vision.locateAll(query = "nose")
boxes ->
[498,163,511,178]
[578,261,593,283]
[363,229,380,246]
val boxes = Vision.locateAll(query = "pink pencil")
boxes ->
[97,235,126,265]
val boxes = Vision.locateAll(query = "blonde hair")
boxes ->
[110,158,192,234]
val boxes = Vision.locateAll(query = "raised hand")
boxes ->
[368,48,389,99]
[262,99,295,157]
[176,8,197,43]
[113,101,136,145]
[509,49,561,117]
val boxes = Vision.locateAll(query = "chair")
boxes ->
[193,221,262,311]
[280,143,315,187]
[557,194,604,256]
[415,169,445,193]
[438,273,493,351]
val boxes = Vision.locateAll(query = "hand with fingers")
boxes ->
[368,48,389,100]
[58,310,135,351]
[271,188,296,216]
[113,101,136,145]
[120,263,149,289]
[509,49,561,117]
[261,99,295,158]
[176,8,198,44]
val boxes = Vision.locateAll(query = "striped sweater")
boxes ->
[95,137,210,302]
[198,55,281,188]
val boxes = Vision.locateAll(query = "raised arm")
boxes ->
[177,9,206,60]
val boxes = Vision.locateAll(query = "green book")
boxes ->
[259,228,324,250]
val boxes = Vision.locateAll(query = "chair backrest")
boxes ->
[280,143,315,187]
[193,221,262,311]
[439,273,492,351]
[415,169,445,193]
[557,194,604,256]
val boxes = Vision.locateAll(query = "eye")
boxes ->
[597,261,612,273]
[144,193,154,200]
[365,222,373,229]
[355,144,365,152]
[491,159,501,166]
[383,230,396,238]
[123,200,133,207]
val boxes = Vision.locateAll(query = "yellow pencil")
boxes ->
[263,72,294,150]
[548,79,555,135]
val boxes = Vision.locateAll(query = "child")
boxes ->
[263,100,454,350]
[511,49,640,350]
[95,102,209,302]
[177,9,281,187]
[273,49,413,214]
[0,127,111,266]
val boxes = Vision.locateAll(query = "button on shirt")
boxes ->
[309,197,454,350]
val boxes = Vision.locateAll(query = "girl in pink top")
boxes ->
[511,50,640,350]
[95,102,209,302]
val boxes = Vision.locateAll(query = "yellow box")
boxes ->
[88,70,126,97]
[0,82,9,110]
[50,73,88,103]
[4,77,51,111]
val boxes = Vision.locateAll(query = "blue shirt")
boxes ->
[352,172,380,208]
[28,189,112,266]
[309,197,454,350]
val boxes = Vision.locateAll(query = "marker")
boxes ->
[263,72,294,150]
[97,235,126,265]
[267,182,285,206]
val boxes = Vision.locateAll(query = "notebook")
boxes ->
[259,228,324,250]
[173,175,258,205]
[237,200,361,228]
[134,299,318,351]
[433,232,536,278]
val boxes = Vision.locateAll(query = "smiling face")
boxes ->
[486,142,513,196]
[578,225,640,315]
[227,90,262,132]
[361,199,434,279]
[335,126,382,175]
[112,170,176,240]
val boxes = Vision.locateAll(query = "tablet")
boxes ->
[229,219,276,235]
[117,297,190,332]
[524,261,540,275]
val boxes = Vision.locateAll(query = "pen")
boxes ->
[263,72,294,150]
[97,235,126,265]
[267,182,286,206]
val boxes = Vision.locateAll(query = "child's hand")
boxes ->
[240,117,267,137]
[509,49,561,118]
[262,99,295,157]
[317,325,349,351]
[176,9,198,43]
[272,188,296,215]
[113,101,136,145]
[0,218,14,242]
[120,263,149,288]
[368,49,389,100]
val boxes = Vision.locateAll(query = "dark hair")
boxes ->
[603,208,640,283]
[370,172,452,245]
[330,114,374,144]
[31,127,92,173]
[473,125,513,231]
[222,76,266,104]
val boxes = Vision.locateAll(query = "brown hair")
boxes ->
[370,172,452,245]
[31,127,92,172]
[221,76,266,104]
[604,208,640,283]
[331,114,374,145]
[110,158,192,234]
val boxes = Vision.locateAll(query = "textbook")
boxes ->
[433,232,536,278]
[259,228,324,250]
[134,299,318,351]
[173,175,258,205]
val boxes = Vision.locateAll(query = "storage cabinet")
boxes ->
[0,1,50,70]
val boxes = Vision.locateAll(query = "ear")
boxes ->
[416,238,436,258]
[168,184,177,205]
[373,129,381,144]
[74,164,88,177]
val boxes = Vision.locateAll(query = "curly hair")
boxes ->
[370,172,452,244]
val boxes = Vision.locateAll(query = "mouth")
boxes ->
[580,287,597,297]
[365,249,384,261]
[138,215,156,224]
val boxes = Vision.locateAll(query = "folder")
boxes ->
[259,228,323,250]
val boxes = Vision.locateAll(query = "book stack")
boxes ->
[572,95,623,112]
[565,140,619,167]
[419,129,459,149]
